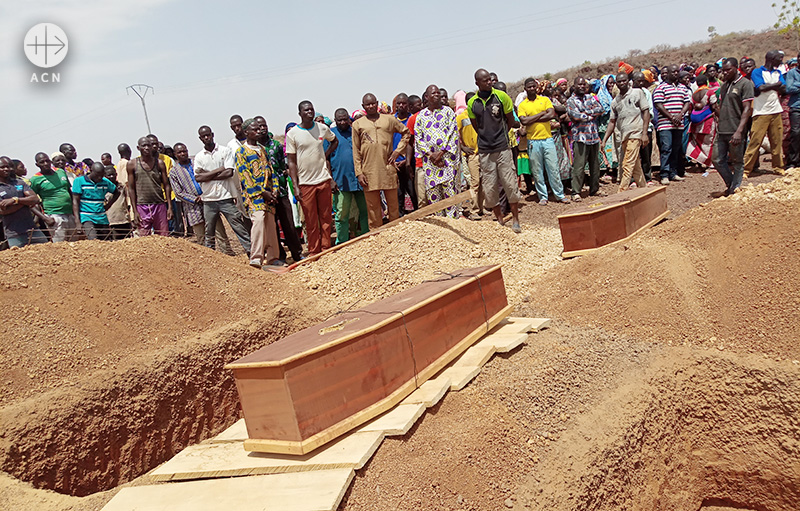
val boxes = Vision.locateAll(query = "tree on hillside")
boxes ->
[773,0,800,52]
[708,26,719,39]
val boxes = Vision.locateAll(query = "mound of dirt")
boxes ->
[290,217,563,308]
[0,236,330,497]
[529,170,800,359]
[526,351,800,511]
[0,236,298,406]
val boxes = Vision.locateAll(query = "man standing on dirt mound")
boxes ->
[126,136,172,236]
[286,101,338,256]
[714,57,755,196]
[743,50,786,177]
[234,119,282,268]
[353,93,411,230]
[467,68,522,233]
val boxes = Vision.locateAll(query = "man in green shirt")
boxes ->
[72,163,120,240]
[30,152,76,242]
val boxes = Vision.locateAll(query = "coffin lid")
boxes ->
[225,265,502,370]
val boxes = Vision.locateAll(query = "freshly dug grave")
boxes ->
[0,237,332,497]
[0,236,298,407]
[529,170,800,359]
[525,351,800,511]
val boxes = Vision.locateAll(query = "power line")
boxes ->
[159,0,647,96]
[127,84,154,134]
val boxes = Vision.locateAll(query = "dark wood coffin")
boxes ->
[557,186,669,258]
[226,266,510,455]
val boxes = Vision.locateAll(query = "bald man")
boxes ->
[352,93,411,229]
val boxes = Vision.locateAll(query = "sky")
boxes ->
[0,0,781,169]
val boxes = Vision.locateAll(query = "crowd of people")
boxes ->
[0,53,791,266]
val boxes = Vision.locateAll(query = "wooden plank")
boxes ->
[149,431,383,482]
[475,333,527,353]
[439,366,481,391]
[208,419,248,444]
[561,210,669,258]
[356,403,426,436]
[453,344,496,368]
[490,321,531,335]
[401,377,451,408]
[103,469,354,511]
[528,318,552,331]
[289,191,471,270]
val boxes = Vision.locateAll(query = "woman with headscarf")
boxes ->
[595,74,618,179]
[686,74,718,168]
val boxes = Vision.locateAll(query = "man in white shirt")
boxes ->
[744,50,786,176]
[285,100,338,255]
[227,114,246,152]
[194,125,251,255]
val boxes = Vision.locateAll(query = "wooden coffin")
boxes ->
[226,266,510,455]
[557,186,669,258]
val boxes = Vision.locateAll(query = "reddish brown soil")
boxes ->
[0,236,330,497]
[528,171,800,359]
[0,162,796,511]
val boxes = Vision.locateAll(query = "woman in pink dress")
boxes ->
[686,74,719,167]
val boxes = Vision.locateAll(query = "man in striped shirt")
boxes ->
[653,65,692,184]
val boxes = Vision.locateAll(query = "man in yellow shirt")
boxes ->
[518,78,569,204]
[456,92,484,216]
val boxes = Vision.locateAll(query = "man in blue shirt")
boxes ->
[72,163,120,240]
[326,108,368,244]
[785,54,800,168]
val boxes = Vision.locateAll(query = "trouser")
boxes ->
[463,154,483,213]
[6,229,49,247]
[745,113,784,174]
[109,223,132,240]
[414,166,428,208]
[82,221,110,241]
[49,213,76,242]
[528,138,566,200]
[713,133,746,194]
[571,142,601,195]
[203,198,251,254]
[168,199,185,236]
[249,209,279,265]
[479,149,520,208]
[364,188,399,230]
[275,195,304,261]
[137,203,169,236]
[397,163,417,214]
[789,110,800,168]
[299,180,333,255]
[426,179,461,218]
[619,138,647,192]
[641,131,653,181]
[658,128,686,179]
[335,190,368,244]
[191,219,234,255]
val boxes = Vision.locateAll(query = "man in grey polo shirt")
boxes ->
[194,125,251,255]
